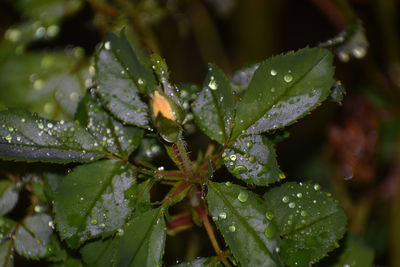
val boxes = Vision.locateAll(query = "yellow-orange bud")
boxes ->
[152,91,175,121]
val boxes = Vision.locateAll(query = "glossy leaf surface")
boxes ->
[192,64,234,144]
[54,160,139,248]
[264,182,347,267]
[223,134,281,186]
[0,109,106,163]
[230,63,259,94]
[95,31,154,127]
[81,208,166,267]
[207,182,281,267]
[232,47,334,139]
[14,214,53,259]
[0,181,18,216]
[75,92,144,157]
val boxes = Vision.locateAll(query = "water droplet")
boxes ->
[5,135,11,143]
[104,41,111,50]
[284,74,293,83]
[248,156,256,163]
[352,46,366,59]
[338,51,350,62]
[48,221,55,229]
[33,79,44,90]
[208,76,218,90]
[301,210,307,217]
[233,165,247,175]
[138,78,144,85]
[270,87,275,93]
[229,154,237,161]
[21,118,25,123]
[264,224,277,238]
[237,191,248,202]
[314,184,321,191]
[279,172,286,179]
[246,141,253,148]
[282,196,289,203]
[91,219,98,225]
[219,212,227,219]
[116,228,124,236]
[99,223,106,229]
[270,69,278,76]
[288,202,295,208]
[265,211,274,220]
[296,193,302,198]
[228,225,236,232]
[225,181,232,186]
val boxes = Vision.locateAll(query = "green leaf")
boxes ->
[54,160,140,248]
[44,172,65,202]
[75,92,144,157]
[222,134,281,186]
[0,217,16,266]
[14,213,53,259]
[80,208,166,267]
[207,182,281,267]
[0,51,88,119]
[95,31,155,127]
[192,64,234,144]
[173,257,223,267]
[0,181,19,216]
[263,182,347,267]
[332,234,374,267]
[80,238,114,267]
[230,63,259,94]
[232,47,334,140]
[0,240,13,267]
[0,109,107,163]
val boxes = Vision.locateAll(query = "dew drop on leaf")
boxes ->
[282,196,289,203]
[264,224,277,238]
[228,225,236,232]
[284,74,293,83]
[288,202,295,208]
[237,191,248,202]
[219,212,227,219]
[265,211,274,220]
[208,76,218,90]
[270,69,278,76]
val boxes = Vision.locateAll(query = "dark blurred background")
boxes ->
[1,0,400,266]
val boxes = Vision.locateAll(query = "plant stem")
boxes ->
[195,204,232,267]
[175,138,193,179]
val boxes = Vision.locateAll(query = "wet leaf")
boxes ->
[0,240,13,267]
[75,92,144,157]
[173,257,222,267]
[320,19,368,62]
[232,47,334,140]
[54,160,140,248]
[332,234,374,267]
[95,31,155,127]
[192,64,234,144]
[14,214,53,259]
[0,181,19,216]
[263,182,347,267]
[207,182,281,267]
[230,63,260,94]
[80,208,166,267]
[223,134,281,186]
[0,109,107,163]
